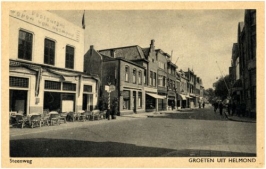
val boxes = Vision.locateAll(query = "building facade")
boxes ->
[9,10,98,115]
[230,10,256,117]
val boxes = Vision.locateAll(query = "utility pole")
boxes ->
[216,61,230,93]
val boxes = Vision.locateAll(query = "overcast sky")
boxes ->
[51,10,245,89]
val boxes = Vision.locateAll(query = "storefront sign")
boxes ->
[10,10,81,42]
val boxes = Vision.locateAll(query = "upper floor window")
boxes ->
[158,75,163,87]
[18,30,33,61]
[153,72,156,86]
[125,66,129,82]
[150,71,153,86]
[133,69,136,84]
[44,39,55,65]
[144,69,146,84]
[65,46,74,69]
[138,71,142,84]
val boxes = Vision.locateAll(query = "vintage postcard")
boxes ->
[2,1,264,168]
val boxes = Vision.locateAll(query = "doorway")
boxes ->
[9,90,28,115]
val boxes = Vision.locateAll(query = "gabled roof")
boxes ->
[98,45,146,60]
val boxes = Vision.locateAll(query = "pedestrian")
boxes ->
[219,102,223,116]
[199,100,201,108]
[227,102,231,115]
[214,102,218,113]
[202,102,205,109]
[171,101,175,110]
[232,101,236,116]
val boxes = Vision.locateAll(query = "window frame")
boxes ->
[18,30,33,61]
[44,38,55,65]
[65,45,75,69]
[125,66,129,82]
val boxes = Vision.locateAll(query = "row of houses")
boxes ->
[229,9,256,117]
[9,10,204,116]
[85,40,205,115]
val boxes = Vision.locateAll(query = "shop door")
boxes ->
[133,91,136,112]
[10,90,28,115]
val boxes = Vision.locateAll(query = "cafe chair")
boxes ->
[49,111,60,125]
[30,114,42,128]
[15,114,27,129]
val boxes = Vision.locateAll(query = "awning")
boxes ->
[186,95,192,98]
[146,93,166,99]
[178,94,187,100]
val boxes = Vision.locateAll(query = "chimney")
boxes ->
[90,45,94,55]
[150,39,155,49]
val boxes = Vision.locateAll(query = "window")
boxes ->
[138,71,142,84]
[10,76,29,88]
[44,39,55,65]
[84,85,92,92]
[125,66,129,82]
[63,82,76,91]
[163,76,166,87]
[158,75,162,87]
[122,90,130,110]
[138,92,142,108]
[133,69,136,84]
[150,71,153,86]
[18,30,33,60]
[153,72,156,86]
[144,69,146,84]
[65,46,74,69]
[44,80,61,90]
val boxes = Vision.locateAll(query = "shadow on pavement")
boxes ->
[10,138,256,157]
[153,111,228,121]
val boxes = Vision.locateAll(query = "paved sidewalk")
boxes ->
[227,115,256,123]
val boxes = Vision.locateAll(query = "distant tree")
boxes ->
[204,88,215,103]
[214,75,232,100]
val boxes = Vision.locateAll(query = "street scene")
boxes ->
[7,6,257,161]
[10,105,256,157]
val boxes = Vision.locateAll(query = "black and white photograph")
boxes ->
[2,1,264,168]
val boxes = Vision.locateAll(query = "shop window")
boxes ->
[44,38,55,65]
[65,46,74,69]
[44,80,61,90]
[9,76,29,88]
[63,82,76,91]
[138,92,142,108]
[18,30,32,61]
[84,85,92,92]
[122,90,130,110]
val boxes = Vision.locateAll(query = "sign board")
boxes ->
[105,85,109,91]
[109,85,116,92]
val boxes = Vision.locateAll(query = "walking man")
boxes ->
[219,102,224,116]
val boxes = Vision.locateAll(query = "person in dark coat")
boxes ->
[213,102,218,113]
[227,102,231,115]
[219,102,224,115]
[231,102,236,116]
[202,102,205,109]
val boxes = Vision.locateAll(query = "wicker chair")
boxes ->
[49,111,60,125]
[99,110,107,119]
[67,112,77,122]
[15,114,28,129]
[30,114,42,128]
[77,110,86,122]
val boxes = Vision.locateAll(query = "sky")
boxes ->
[50,10,245,89]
